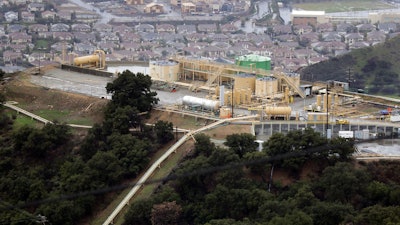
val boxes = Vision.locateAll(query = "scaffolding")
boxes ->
[171,56,306,98]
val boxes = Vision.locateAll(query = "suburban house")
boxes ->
[144,3,164,14]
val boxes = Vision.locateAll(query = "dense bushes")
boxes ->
[0,71,174,224]
[124,131,400,225]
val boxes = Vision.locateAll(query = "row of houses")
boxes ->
[1,1,99,24]
[125,0,249,14]
[2,19,400,71]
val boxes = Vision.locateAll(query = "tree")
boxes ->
[365,181,390,205]
[58,157,91,193]
[354,205,400,225]
[243,151,268,176]
[123,200,153,225]
[12,123,71,159]
[103,105,140,134]
[205,218,253,225]
[0,69,4,80]
[0,108,12,133]
[106,70,158,113]
[193,133,215,157]
[268,210,313,225]
[79,123,107,161]
[316,162,370,203]
[224,133,257,158]
[154,120,174,144]
[0,93,5,105]
[87,151,123,187]
[308,201,354,225]
[41,123,71,146]
[151,201,182,225]
[107,133,150,177]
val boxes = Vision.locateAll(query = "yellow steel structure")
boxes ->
[172,56,306,98]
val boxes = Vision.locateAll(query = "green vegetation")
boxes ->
[292,0,392,13]
[0,70,173,225]
[123,131,400,225]
[34,39,48,50]
[35,109,70,121]
[11,114,39,129]
[301,36,400,96]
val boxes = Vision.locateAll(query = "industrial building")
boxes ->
[291,10,327,26]
[149,55,304,102]
[146,54,308,119]
[61,51,379,124]
[291,9,400,25]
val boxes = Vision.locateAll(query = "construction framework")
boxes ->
[171,56,306,98]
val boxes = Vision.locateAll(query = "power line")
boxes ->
[1,141,351,211]
[0,199,49,224]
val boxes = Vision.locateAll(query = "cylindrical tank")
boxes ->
[240,88,252,104]
[316,95,322,107]
[265,106,292,116]
[334,95,339,107]
[284,87,289,103]
[182,96,220,111]
[149,60,180,82]
[255,76,278,97]
[235,54,271,71]
[73,55,99,66]
[234,73,256,91]
[224,91,232,106]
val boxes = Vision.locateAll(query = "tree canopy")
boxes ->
[0,70,175,225]
[121,131,398,225]
[106,70,158,113]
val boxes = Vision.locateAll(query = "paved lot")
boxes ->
[30,68,207,106]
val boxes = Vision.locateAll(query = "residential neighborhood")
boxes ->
[1,0,400,73]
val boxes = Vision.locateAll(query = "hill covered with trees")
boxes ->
[124,131,400,225]
[0,70,174,225]
[1,69,400,225]
[300,36,400,96]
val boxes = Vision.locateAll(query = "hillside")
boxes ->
[300,36,400,96]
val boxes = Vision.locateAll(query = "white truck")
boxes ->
[338,131,354,139]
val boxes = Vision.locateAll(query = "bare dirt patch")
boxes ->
[146,110,252,139]
[2,73,108,124]
[202,124,252,139]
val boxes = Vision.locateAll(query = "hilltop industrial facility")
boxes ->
[58,51,400,134]
[147,55,306,118]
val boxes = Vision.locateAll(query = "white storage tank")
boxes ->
[182,96,220,111]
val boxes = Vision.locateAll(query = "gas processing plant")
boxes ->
[62,51,364,122]
[149,54,306,119]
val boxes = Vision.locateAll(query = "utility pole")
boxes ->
[38,51,41,75]
[347,67,353,90]
[231,80,234,118]
[326,83,329,140]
